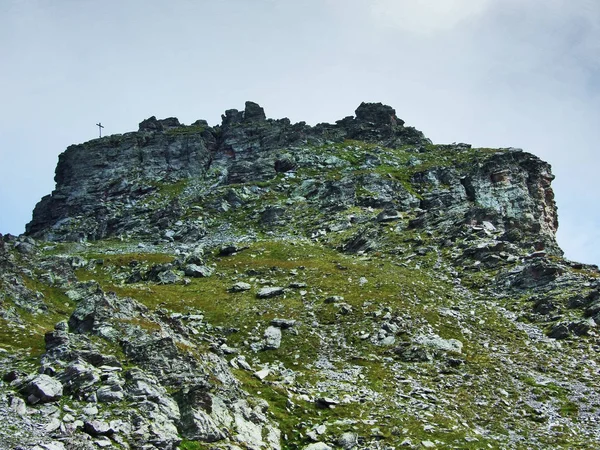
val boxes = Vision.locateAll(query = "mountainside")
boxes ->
[2,102,600,450]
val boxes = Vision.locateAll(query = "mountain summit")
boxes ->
[1,102,599,449]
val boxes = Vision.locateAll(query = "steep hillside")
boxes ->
[1,103,599,450]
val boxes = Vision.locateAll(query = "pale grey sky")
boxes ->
[1,0,599,264]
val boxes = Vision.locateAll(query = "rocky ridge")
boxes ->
[1,102,599,449]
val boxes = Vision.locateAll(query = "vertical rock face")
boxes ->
[27,130,213,240]
[25,101,559,255]
[410,150,560,255]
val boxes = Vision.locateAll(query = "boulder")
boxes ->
[414,334,463,353]
[138,116,163,132]
[257,287,285,299]
[83,420,114,436]
[304,443,333,450]
[229,282,252,293]
[184,264,214,278]
[325,295,344,304]
[244,101,266,122]
[263,326,282,350]
[338,432,358,449]
[270,318,297,329]
[219,245,247,256]
[355,102,402,126]
[157,270,182,285]
[20,374,63,404]
[548,323,570,340]
[97,385,124,402]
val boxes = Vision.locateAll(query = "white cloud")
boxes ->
[369,0,494,35]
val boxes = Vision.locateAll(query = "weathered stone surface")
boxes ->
[20,374,63,404]
[229,282,252,292]
[83,420,114,436]
[243,101,266,122]
[304,442,333,450]
[263,326,282,350]
[9,396,27,416]
[183,264,214,278]
[257,287,285,299]
[25,102,431,241]
[96,384,124,402]
[270,318,296,329]
[176,388,227,443]
[338,432,358,449]
[158,270,182,284]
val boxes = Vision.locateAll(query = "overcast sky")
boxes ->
[1,0,599,264]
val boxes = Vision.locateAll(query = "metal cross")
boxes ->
[96,122,104,138]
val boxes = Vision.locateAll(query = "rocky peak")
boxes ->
[221,101,267,127]
[25,102,559,252]
[354,101,404,127]
[138,116,182,132]
[243,100,266,122]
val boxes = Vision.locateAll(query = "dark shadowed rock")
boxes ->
[355,102,403,127]
[244,101,266,122]
[139,116,163,132]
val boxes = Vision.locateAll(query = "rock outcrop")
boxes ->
[2,102,598,449]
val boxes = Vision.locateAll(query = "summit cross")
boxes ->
[96,122,104,138]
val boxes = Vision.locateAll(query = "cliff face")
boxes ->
[26,102,559,256]
[3,103,599,450]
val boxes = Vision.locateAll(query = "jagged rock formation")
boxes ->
[1,102,599,449]
[26,102,427,241]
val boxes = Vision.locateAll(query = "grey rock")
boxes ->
[37,443,67,450]
[83,420,114,436]
[254,368,270,380]
[304,443,333,450]
[548,322,571,339]
[569,319,592,336]
[270,318,297,329]
[56,361,100,395]
[338,432,358,449]
[157,270,181,284]
[263,326,282,350]
[82,404,98,416]
[15,241,36,254]
[257,287,285,299]
[414,334,463,353]
[176,388,227,443]
[376,209,402,222]
[10,396,27,415]
[244,101,267,122]
[380,336,396,346]
[183,264,214,278]
[45,417,61,432]
[229,282,252,292]
[315,397,339,409]
[20,374,63,404]
[219,245,247,256]
[96,384,124,402]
